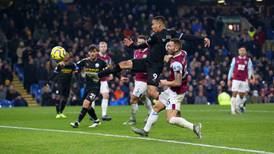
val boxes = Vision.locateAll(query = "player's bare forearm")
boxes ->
[160,74,182,87]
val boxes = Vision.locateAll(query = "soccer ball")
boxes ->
[50,46,67,61]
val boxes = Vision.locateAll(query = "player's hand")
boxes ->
[204,37,210,48]
[123,37,134,47]
[164,55,173,63]
[159,79,168,87]
[227,80,232,88]
[58,61,65,67]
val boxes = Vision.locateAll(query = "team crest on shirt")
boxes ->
[95,63,100,68]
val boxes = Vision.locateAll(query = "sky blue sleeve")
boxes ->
[248,58,253,79]
[228,58,235,80]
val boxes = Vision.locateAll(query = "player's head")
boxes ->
[137,35,146,45]
[238,46,247,56]
[63,52,71,62]
[151,16,166,32]
[99,41,108,54]
[88,45,98,60]
[166,38,182,55]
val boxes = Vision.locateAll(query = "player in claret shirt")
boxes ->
[132,39,202,139]
[227,46,253,114]
[97,41,113,121]
[123,35,152,125]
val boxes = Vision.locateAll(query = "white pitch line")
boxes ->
[0,125,273,154]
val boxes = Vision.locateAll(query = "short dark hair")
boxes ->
[152,16,166,25]
[137,35,146,40]
[88,44,98,52]
[170,38,182,50]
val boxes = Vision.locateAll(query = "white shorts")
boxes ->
[232,80,249,93]
[132,81,147,97]
[159,88,185,111]
[100,81,109,93]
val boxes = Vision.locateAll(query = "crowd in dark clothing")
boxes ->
[0,0,273,106]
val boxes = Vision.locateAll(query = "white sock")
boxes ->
[231,96,236,114]
[91,101,95,109]
[144,97,152,114]
[143,109,158,132]
[236,95,241,112]
[240,96,247,108]
[101,99,108,116]
[169,117,194,130]
[131,103,138,121]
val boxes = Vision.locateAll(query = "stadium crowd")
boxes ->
[0,0,273,107]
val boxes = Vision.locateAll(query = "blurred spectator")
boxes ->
[6,85,27,106]
[194,91,208,104]
[250,90,262,104]
[185,92,195,104]
[41,84,52,106]
[114,86,124,101]
[23,56,37,92]
[0,84,7,100]
[69,83,81,106]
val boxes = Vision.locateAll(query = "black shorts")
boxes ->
[132,58,163,86]
[83,85,100,102]
[55,82,70,97]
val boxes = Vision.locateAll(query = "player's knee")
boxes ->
[239,93,245,98]
[102,93,109,99]
[130,95,138,104]
[83,100,91,108]
[152,106,160,113]
[232,92,237,97]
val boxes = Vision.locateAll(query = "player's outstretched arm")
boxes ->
[123,38,148,49]
[178,33,210,47]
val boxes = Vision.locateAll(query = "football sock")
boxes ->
[231,96,236,114]
[144,109,158,132]
[60,100,66,113]
[91,101,95,109]
[77,107,88,123]
[55,102,60,114]
[169,117,194,130]
[101,99,108,116]
[236,95,241,111]
[88,107,98,121]
[144,96,152,114]
[241,96,247,108]
[131,103,138,121]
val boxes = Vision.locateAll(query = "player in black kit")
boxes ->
[51,52,76,119]
[94,16,210,100]
[70,45,107,128]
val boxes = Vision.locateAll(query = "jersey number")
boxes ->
[238,64,246,71]
[153,73,158,80]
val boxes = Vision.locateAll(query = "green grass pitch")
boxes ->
[0,104,274,154]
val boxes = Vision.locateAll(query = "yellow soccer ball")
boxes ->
[50,46,67,61]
